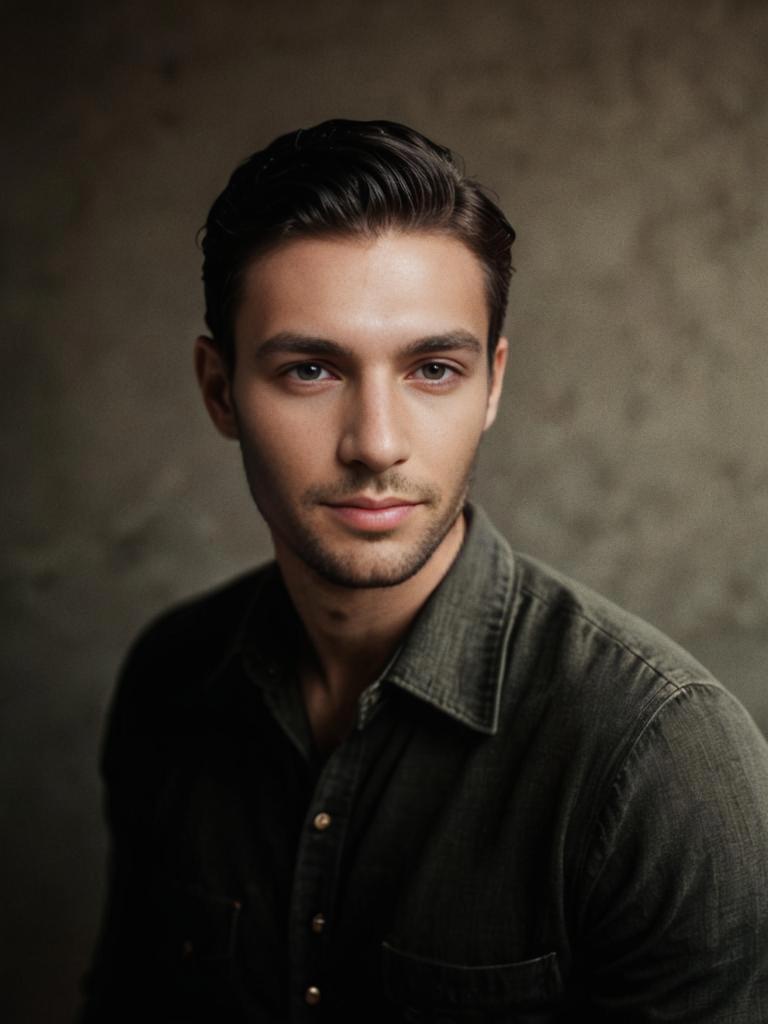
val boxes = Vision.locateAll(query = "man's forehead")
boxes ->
[234,230,490,349]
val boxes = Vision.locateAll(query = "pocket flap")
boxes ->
[159,882,241,964]
[382,942,561,1012]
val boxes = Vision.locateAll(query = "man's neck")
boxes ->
[273,513,466,705]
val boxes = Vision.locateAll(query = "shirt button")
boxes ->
[313,811,332,831]
[311,912,326,934]
[305,985,321,1006]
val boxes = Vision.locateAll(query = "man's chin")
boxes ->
[267,493,467,590]
[292,513,465,590]
[302,548,434,590]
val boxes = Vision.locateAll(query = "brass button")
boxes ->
[305,985,321,1006]
[311,912,326,934]
[313,812,332,831]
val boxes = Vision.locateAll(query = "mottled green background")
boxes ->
[2,0,767,1019]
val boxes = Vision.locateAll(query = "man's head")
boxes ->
[196,121,515,590]
[200,119,515,372]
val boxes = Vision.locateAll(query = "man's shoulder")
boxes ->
[100,564,279,781]
[112,563,276,712]
[498,547,767,808]
[503,548,727,735]
[511,550,712,687]
[469,507,714,699]
[130,564,272,660]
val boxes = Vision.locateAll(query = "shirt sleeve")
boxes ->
[579,681,768,1022]
[76,631,171,1022]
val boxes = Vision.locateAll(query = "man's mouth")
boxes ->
[328,495,418,510]
[322,496,421,530]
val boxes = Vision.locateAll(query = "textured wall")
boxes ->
[2,0,767,1019]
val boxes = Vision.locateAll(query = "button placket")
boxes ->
[288,730,366,1019]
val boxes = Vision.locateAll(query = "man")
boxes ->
[81,120,768,1022]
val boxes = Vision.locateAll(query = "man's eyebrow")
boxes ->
[255,333,352,359]
[254,329,483,360]
[400,331,483,358]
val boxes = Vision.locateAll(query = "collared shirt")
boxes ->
[80,504,768,1023]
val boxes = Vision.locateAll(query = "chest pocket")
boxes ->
[382,943,562,1024]
[153,882,242,1000]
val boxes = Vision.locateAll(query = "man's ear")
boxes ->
[483,336,508,431]
[194,336,240,440]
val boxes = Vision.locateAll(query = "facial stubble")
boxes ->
[240,453,476,590]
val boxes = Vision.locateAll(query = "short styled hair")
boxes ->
[200,119,516,369]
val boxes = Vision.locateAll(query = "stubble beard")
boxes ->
[244,459,474,590]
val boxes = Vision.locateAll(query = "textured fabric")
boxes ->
[80,505,768,1022]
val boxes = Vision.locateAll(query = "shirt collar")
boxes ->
[382,503,516,735]
[192,503,517,737]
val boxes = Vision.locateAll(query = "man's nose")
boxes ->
[336,376,410,474]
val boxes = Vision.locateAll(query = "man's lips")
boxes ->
[325,496,419,510]
[322,496,421,530]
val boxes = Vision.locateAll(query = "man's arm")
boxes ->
[578,682,768,1021]
[78,627,172,1022]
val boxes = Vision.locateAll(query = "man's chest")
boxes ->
[140,695,571,1022]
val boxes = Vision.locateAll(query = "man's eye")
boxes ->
[289,363,330,381]
[416,362,453,382]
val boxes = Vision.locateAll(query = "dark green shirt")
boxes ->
[81,505,768,1022]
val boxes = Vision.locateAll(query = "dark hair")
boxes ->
[200,119,515,369]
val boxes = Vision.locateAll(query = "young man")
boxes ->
[81,120,768,1022]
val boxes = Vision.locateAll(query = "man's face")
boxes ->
[202,231,506,588]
